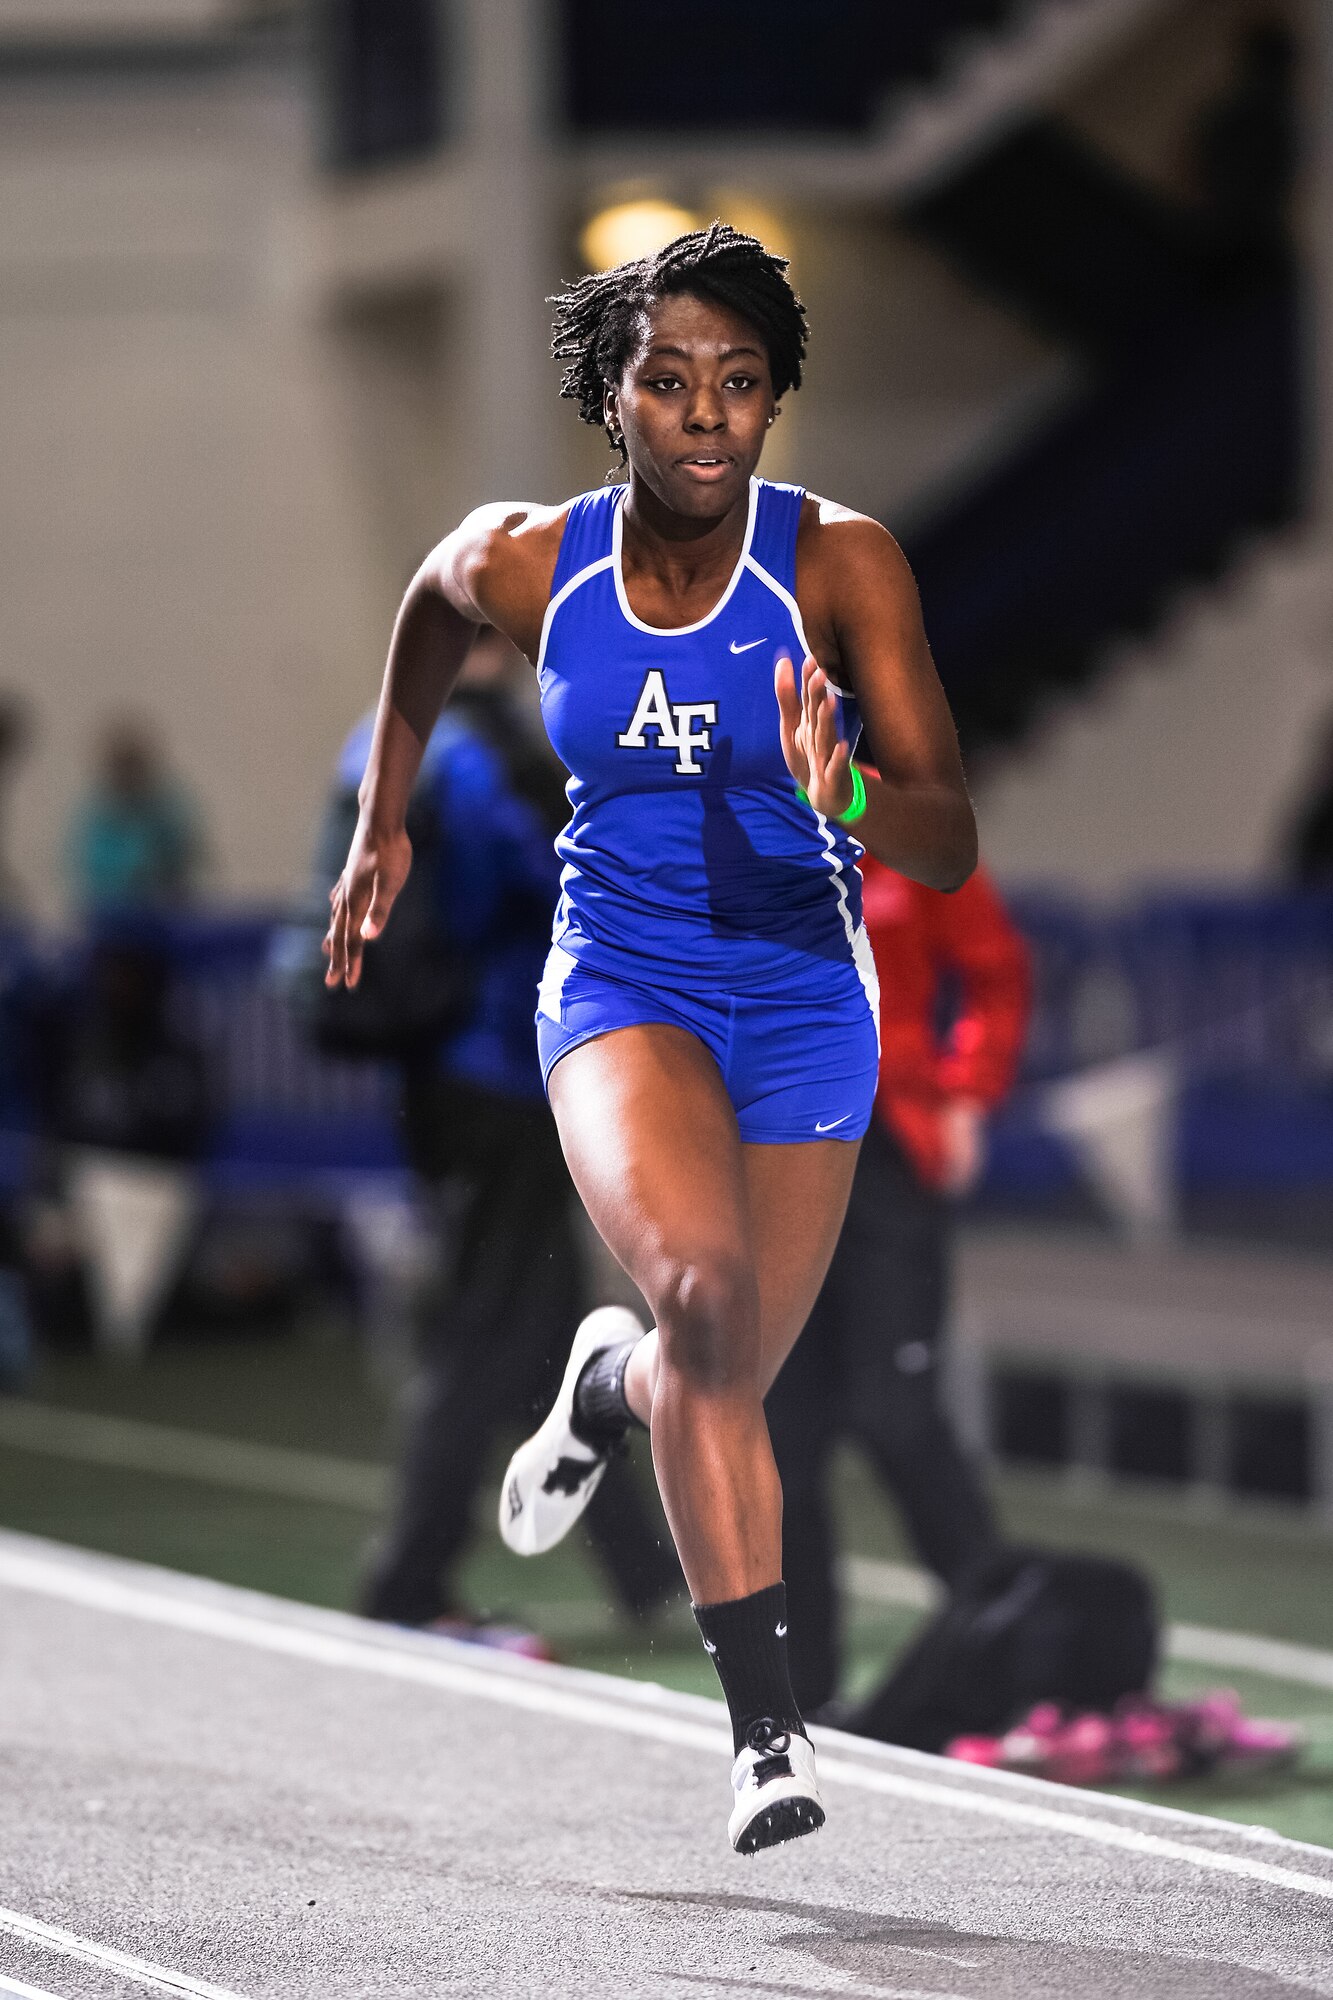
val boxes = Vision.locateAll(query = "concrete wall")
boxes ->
[0,54,1062,916]
[971,0,1330,895]
[0,63,388,916]
[5,0,1321,916]
[975,537,1333,894]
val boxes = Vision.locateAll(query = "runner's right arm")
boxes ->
[322,503,557,990]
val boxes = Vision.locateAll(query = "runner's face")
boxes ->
[608,292,775,519]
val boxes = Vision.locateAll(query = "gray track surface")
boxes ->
[2,1533,1332,2000]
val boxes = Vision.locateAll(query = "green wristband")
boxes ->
[839,762,868,826]
[798,763,867,826]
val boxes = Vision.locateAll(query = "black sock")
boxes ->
[693,1582,805,1754]
[570,1338,644,1450]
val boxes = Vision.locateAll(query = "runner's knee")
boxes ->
[651,1252,759,1394]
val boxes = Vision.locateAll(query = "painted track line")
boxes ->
[1168,1621,1333,1690]
[0,1402,387,1512]
[0,1906,248,2000]
[844,1552,1333,1691]
[12,1403,1333,1696]
[4,1538,1333,1908]
[0,1976,70,2000]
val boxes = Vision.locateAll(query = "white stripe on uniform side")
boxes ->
[533,553,615,675]
[745,552,878,1031]
[0,1906,249,2000]
[849,918,881,1047]
[809,805,879,1036]
[3,1541,1333,1906]
[536,942,578,1022]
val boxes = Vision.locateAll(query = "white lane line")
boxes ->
[4,1544,1333,1908]
[0,1975,71,2000]
[0,1908,247,2000]
[842,1556,939,1610]
[666,1977,972,2000]
[13,1405,1333,1698]
[1167,1623,1333,1690]
[843,1553,1333,1692]
[0,1403,387,1512]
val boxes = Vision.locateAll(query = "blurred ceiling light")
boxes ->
[580,200,700,273]
[708,198,790,262]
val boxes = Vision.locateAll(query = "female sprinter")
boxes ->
[323,224,976,1853]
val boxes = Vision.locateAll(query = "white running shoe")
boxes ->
[498,1305,645,1557]
[728,1726,825,1855]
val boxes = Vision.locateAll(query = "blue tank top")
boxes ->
[537,477,867,996]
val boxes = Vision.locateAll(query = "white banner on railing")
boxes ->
[1042,1048,1179,1242]
[66,1149,199,1363]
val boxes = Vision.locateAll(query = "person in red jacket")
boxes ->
[765,854,1031,1715]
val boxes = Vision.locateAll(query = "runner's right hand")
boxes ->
[323,819,412,990]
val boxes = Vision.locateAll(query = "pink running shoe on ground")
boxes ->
[946,1691,1303,1788]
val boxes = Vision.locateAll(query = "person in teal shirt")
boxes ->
[66,719,202,914]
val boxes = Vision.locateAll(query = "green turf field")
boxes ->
[3,1327,1332,1848]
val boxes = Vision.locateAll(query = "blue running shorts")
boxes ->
[535,947,879,1146]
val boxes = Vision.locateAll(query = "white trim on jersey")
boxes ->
[742,549,812,662]
[538,479,874,1024]
[746,547,876,1028]
[744,551,852,696]
[535,553,615,675]
[806,802,880,1039]
[536,942,579,1023]
[611,477,759,637]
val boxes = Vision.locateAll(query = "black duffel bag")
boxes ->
[842,1543,1160,1755]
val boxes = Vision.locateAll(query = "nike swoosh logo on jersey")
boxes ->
[729,638,767,654]
[775,1621,787,1638]
[815,1115,853,1134]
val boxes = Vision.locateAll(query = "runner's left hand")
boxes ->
[940,1098,987,1196]
[775,652,853,819]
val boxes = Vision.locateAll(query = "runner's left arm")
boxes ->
[778,510,976,892]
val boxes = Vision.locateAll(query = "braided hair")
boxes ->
[550,221,808,465]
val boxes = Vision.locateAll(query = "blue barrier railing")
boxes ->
[0,914,401,1198]
[992,889,1333,1209]
[3,894,1332,1206]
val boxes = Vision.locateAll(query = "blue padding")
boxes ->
[1179,1087,1333,1189]
[0,1129,34,1200]
[205,1111,405,1180]
[981,1119,1084,1201]
[2,896,1332,1213]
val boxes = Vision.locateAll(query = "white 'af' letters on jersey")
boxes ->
[616,669,718,776]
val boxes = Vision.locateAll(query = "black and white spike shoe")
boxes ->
[498,1305,644,1557]
[728,1722,825,1855]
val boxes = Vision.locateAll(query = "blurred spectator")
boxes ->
[768,855,1031,1715]
[352,631,678,1642]
[21,927,210,1360]
[0,1209,29,1392]
[37,931,210,1162]
[0,806,39,1382]
[0,692,33,913]
[66,719,203,915]
[1280,710,1333,888]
